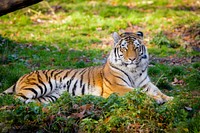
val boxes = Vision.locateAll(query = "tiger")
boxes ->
[1,31,173,104]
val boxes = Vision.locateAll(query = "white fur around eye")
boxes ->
[121,40,128,48]
[134,40,140,47]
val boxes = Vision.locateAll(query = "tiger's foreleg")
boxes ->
[14,90,61,104]
[142,82,173,104]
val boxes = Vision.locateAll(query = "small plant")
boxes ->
[169,39,180,48]
[151,31,180,48]
[151,31,170,47]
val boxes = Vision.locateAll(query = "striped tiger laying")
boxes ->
[1,31,173,104]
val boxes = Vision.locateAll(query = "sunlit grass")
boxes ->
[0,0,199,132]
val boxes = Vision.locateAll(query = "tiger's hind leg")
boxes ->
[37,93,61,104]
[14,89,61,104]
[14,93,37,104]
[15,93,61,104]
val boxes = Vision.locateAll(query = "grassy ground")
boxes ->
[0,0,199,132]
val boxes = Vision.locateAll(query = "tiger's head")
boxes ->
[109,31,148,69]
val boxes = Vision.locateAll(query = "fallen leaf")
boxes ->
[42,107,49,113]
[183,128,189,132]
[70,112,84,119]
[172,77,185,86]
[0,105,15,110]
[127,123,141,130]
[157,123,163,127]
[79,104,93,111]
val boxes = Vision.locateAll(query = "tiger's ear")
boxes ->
[136,31,143,38]
[112,32,121,45]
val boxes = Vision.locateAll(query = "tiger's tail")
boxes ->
[0,84,16,96]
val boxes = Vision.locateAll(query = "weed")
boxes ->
[150,31,180,48]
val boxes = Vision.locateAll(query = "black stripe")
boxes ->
[67,70,79,93]
[37,73,47,95]
[18,75,27,83]
[50,69,57,77]
[44,70,50,80]
[19,72,33,83]
[31,82,43,96]
[116,83,126,86]
[63,69,73,80]
[70,70,79,81]
[54,70,64,87]
[51,95,58,101]
[110,72,130,86]
[82,84,85,95]
[54,70,63,77]
[92,68,95,87]
[46,95,54,102]
[80,68,88,88]
[72,80,78,96]
[110,63,134,86]
[79,68,87,75]
[37,98,42,102]
[43,83,48,96]
[60,77,62,83]
[12,83,16,92]
[102,69,113,91]
[100,71,104,96]
[17,93,28,99]
[27,78,36,82]
[67,81,70,92]
[119,45,123,53]
[116,48,120,58]
[104,76,112,85]
[26,71,37,80]
[40,97,47,102]
[87,68,91,90]
[24,88,38,98]
[34,71,43,94]
[80,76,83,88]
[48,77,53,91]
[103,79,112,91]
[116,76,130,86]
[138,75,148,87]
[114,48,118,59]
[49,70,58,87]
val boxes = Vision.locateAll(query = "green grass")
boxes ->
[0,0,199,132]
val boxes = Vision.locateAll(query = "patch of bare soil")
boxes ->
[149,55,200,66]
[165,23,200,52]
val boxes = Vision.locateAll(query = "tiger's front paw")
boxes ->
[154,95,173,104]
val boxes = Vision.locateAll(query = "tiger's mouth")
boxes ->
[122,53,147,67]
[122,60,138,66]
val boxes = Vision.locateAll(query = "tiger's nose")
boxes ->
[129,58,136,61]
